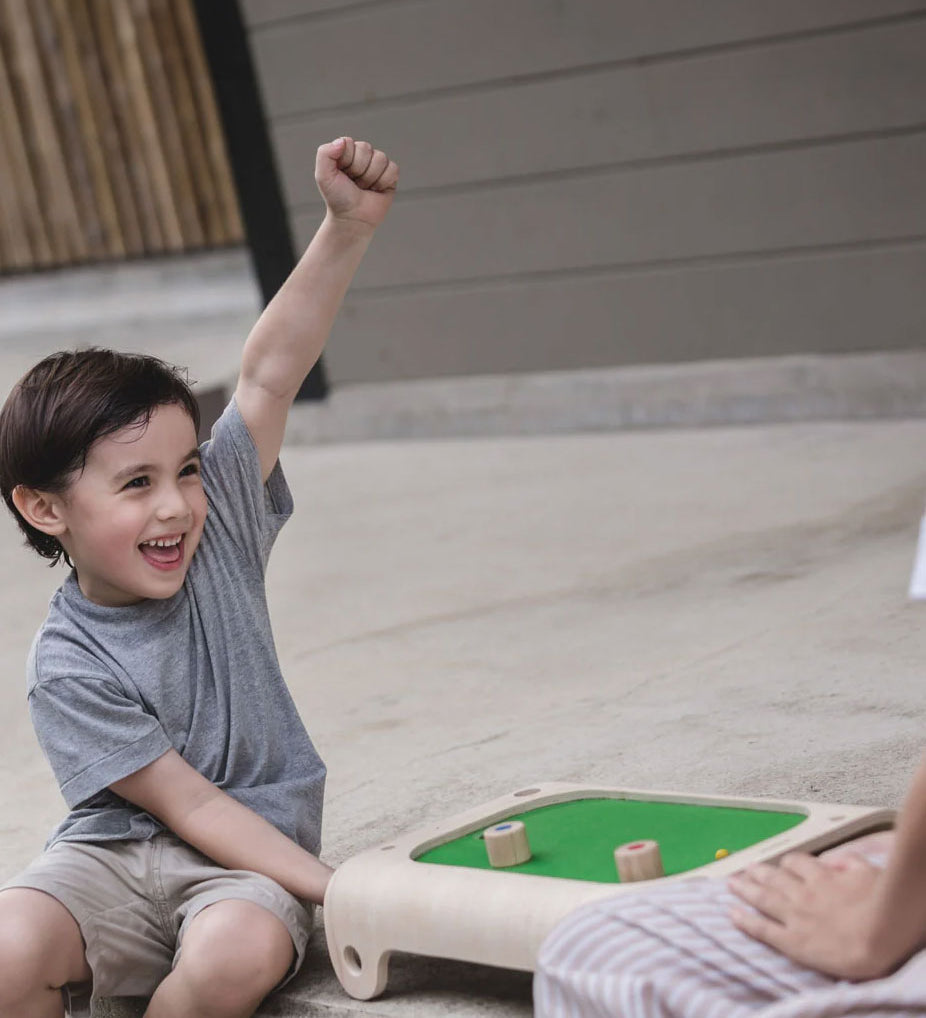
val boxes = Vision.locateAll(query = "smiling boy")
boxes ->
[0,137,397,1018]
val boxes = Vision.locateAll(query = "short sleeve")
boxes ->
[29,663,171,809]
[199,398,294,572]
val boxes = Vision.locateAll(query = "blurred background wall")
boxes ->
[0,0,242,271]
[241,0,926,386]
[1,1,924,397]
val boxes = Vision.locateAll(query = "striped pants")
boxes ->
[533,879,926,1018]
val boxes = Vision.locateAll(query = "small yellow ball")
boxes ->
[714,848,730,860]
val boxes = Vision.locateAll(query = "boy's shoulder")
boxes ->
[200,398,278,510]
[201,397,258,472]
[27,584,115,694]
[200,398,294,571]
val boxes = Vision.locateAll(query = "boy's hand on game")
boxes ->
[316,137,398,230]
[728,852,895,981]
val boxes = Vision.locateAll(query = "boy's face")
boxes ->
[53,403,207,607]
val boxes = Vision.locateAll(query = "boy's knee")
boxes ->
[0,931,41,1004]
[0,889,87,1004]
[178,900,294,1006]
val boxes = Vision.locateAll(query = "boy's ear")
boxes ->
[11,485,68,536]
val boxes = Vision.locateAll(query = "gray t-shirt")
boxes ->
[27,400,326,854]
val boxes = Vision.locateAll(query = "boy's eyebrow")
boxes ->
[111,447,201,483]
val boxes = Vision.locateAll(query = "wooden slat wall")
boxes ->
[0,0,243,274]
[242,0,926,385]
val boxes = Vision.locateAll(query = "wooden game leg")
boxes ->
[325,866,393,999]
[326,934,391,1000]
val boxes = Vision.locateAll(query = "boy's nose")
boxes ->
[156,485,193,523]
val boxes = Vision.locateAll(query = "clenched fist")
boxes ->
[315,137,398,230]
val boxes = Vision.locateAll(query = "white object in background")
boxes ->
[909,515,926,600]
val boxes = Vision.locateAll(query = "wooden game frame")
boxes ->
[323,782,895,1000]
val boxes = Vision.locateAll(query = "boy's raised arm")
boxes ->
[234,138,398,481]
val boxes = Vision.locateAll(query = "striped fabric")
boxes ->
[534,876,926,1018]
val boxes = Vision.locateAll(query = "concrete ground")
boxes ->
[0,253,924,1016]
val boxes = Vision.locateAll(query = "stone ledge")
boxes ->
[286,350,926,444]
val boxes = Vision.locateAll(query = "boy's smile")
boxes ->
[51,403,207,606]
[139,533,185,569]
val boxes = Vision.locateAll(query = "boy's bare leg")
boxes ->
[0,888,91,1018]
[144,900,295,1018]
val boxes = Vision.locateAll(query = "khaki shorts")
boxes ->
[1,833,315,1016]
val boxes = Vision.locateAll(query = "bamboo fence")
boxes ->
[0,0,243,273]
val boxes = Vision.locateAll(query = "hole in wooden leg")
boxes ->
[344,945,363,974]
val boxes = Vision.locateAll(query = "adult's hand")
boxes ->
[728,851,894,981]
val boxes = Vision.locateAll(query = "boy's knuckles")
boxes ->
[346,142,374,177]
[382,163,400,190]
[357,151,389,187]
[338,137,355,166]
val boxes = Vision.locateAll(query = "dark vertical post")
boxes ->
[190,0,328,400]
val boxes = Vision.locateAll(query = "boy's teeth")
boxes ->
[144,537,181,547]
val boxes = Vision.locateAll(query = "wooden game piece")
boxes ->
[715,848,730,860]
[615,839,664,882]
[484,820,531,867]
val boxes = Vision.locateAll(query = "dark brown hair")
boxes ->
[0,348,200,566]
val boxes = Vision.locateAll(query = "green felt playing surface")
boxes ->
[415,798,806,882]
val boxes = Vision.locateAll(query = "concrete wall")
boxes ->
[241,0,926,385]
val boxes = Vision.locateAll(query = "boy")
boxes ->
[0,136,397,1018]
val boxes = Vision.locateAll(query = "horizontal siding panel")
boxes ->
[324,244,926,382]
[252,0,926,119]
[242,0,366,24]
[279,20,926,206]
[295,133,926,289]
[275,18,926,205]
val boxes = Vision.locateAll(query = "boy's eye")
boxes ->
[123,476,149,490]
[179,462,200,478]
